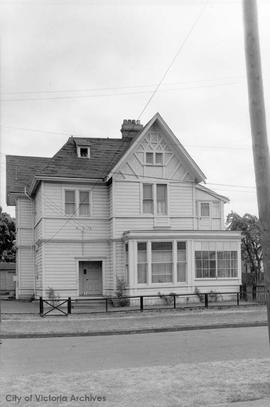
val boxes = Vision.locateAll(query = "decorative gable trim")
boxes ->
[105,112,206,183]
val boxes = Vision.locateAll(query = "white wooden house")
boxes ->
[6,113,241,299]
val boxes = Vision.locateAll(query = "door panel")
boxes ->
[79,261,102,296]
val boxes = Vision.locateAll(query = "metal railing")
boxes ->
[39,290,243,317]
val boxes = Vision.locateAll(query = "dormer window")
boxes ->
[77,146,90,158]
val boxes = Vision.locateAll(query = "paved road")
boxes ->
[0,327,269,376]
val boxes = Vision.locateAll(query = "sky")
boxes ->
[1,0,270,219]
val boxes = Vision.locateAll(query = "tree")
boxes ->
[226,211,263,284]
[0,207,16,262]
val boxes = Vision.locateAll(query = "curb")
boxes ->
[0,321,267,339]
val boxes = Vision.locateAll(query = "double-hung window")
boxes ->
[79,191,90,216]
[64,190,90,216]
[65,190,76,215]
[142,183,167,215]
[143,184,154,214]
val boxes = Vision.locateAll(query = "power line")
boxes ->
[0,75,243,96]
[137,0,209,119]
[1,80,242,103]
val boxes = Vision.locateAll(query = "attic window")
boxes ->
[77,146,90,158]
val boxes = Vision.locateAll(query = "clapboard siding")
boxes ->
[34,220,43,242]
[169,183,193,217]
[43,182,109,218]
[114,181,140,216]
[17,198,34,228]
[17,229,34,246]
[18,248,35,289]
[35,246,42,291]
[44,219,109,239]
[34,185,43,224]
[43,242,111,293]
[115,241,126,281]
[115,218,154,236]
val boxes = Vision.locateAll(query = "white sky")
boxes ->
[1,0,270,220]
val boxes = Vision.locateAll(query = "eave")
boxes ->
[29,176,105,196]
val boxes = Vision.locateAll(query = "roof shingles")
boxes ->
[6,136,134,205]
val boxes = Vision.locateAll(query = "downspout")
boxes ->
[24,186,36,298]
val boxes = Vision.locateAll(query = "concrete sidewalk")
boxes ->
[0,304,267,338]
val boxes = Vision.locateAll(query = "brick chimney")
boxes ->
[121,119,143,140]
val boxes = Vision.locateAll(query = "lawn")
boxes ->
[1,358,270,407]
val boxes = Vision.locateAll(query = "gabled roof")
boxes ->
[196,184,229,203]
[6,113,207,206]
[6,155,50,205]
[34,136,133,180]
[6,136,136,204]
[106,112,206,183]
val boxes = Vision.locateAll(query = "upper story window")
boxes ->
[64,189,91,216]
[145,152,163,166]
[77,146,90,158]
[200,202,210,218]
[142,183,167,215]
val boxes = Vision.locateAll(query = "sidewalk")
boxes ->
[0,303,267,338]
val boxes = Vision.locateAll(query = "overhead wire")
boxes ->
[137,0,209,119]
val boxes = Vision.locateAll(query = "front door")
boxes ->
[79,261,102,296]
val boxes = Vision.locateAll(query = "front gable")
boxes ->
[108,113,206,183]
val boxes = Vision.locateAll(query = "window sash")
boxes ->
[146,152,154,164]
[143,184,154,214]
[79,191,90,216]
[137,242,147,284]
[65,190,76,215]
[65,190,90,216]
[157,184,167,215]
[195,251,238,278]
[151,242,173,283]
[177,241,186,282]
[200,203,210,217]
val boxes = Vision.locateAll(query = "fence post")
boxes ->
[173,295,176,309]
[242,284,247,301]
[67,297,72,314]
[140,296,144,312]
[39,297,44,316]
[205,293,208,308]
[237,292,240,306]
[252,284,257,301]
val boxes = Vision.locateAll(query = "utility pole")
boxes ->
[242,0,270,342]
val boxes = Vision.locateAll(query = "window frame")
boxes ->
[142,183,168,216]
[145,151,164,166]
[77,146,90,158]
[195,250,238,279]
[199,201,211,218]
[64,188,91,217]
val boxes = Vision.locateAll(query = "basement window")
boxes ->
[77,146,90,158]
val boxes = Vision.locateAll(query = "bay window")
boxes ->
[137,242,147,283]
[151,242,173,283]
[177,242,186,282]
